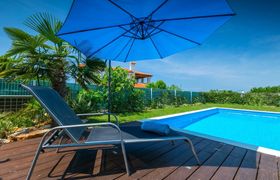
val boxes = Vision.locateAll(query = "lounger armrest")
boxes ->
[77,112,119,125]
[41,122,123,148]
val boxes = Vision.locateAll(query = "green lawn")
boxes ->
[89,103,280,123]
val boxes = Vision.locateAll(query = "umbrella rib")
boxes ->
[146,21,165,37]
[151,13,236,23]
[113,37,133,60]
[150,30,162,37]
[88,27,133,58]
[124,38,136,62]
[149,36,163,59]
[150,25,201,45]
[124,26,141,61]
[108,0,137,19]
[57,23,132,36]
[146,0,169,18]
[119,26,142,39]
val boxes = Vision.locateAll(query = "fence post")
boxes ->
[190,91,193,104]
[150,88,153,100]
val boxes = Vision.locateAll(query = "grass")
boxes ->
[89,103,280,123]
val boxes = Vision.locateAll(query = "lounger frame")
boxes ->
[21,85,200,180]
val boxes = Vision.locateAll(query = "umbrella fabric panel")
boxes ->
[109,0,166,18]
[60,27,127,58]
[58,0,130,34]
[159,16,233,43]
[152,0,234,21]
[150,31,197,58]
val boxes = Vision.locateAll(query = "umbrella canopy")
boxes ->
[57,0,234,62]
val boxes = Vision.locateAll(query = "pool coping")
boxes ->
[140,107,280,157]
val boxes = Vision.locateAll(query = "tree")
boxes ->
[0,13,105,97]
[100,67,144,113]
[146,82,155,89]
[146,80,167,89]
[155,80,167,89]
[168,84,182,91]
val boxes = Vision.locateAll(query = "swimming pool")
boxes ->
[146,108,280,156]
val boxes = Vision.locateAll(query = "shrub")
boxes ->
[202,90,244,104]
[201,90,280,107]
[0,99,51,138]
[150,89,190,108]
[70,89,104,113]
[104,67,145,113]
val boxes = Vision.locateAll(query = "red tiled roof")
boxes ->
[134,83,147,88]
[122,68,152,78]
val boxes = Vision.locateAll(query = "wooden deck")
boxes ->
[0,131,279,180]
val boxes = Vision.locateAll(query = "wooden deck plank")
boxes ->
[257,153,278,180]
[211,147,247,180]
[0,138,41,151]
[164,141,223,180]
[140,139,212,180]
[2,151,75,180]
[117,138,202,180]
[187,144,234,180]
[143,140,220,179]
[234,150,261,180]
[278,157,280,180]
[56,138,197,180]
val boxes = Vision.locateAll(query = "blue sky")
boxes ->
[0,0,280,92]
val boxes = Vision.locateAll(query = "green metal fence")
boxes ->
[0,79,203,112]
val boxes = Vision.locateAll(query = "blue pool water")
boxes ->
[153,108,280,151]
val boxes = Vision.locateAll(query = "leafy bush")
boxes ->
[149,89,190,108]
[201,90,280,107]
[70,89,104,113]
[0,99,51,138]
[250,86,280,93]
[70,67,146,113]
[243,93,280,106]
[202,90,244,104]
[101,67,145,113]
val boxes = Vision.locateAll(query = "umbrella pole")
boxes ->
[108,60,111,122]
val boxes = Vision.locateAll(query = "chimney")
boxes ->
[129,61,136,72]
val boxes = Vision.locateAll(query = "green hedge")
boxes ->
[201,90,280,107]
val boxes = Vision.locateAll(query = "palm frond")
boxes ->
[4,27,32,41]
[24,12,63,44]
[85,57,106,71]
[5,34,48,56]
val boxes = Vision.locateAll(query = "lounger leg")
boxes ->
[120,142,130,175]
[56,135,65,153]
[0,158,9,163]
[184,138,200,165]
[26,144,43,180]
[26,131,51,180]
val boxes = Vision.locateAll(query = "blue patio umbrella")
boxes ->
[57,0,235,119]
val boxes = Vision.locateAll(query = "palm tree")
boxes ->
[1,13,105,97]
[0,27,51,84]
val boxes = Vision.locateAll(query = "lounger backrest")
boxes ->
[21,84,85,143]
